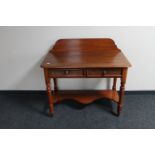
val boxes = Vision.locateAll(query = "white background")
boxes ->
[0,0,155,155]
[0,26,155,90]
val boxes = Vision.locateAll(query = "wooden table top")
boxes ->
[41,38,131,69]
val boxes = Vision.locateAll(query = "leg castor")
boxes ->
[48,112,54,117]
[117,105,122,116]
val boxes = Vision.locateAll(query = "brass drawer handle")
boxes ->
[103,70,107,74]
[65,70,70,75]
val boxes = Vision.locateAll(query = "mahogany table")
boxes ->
[41,38,131,116]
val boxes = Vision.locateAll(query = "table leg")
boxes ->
[44,68,54,116]
[117,68,128,116]
[112,77,117,90]
[53,78,58,91]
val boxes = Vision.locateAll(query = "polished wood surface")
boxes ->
[41,38,131,116]
[41,39,131,68]
[53,90,119,104]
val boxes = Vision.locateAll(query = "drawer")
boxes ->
[87,68,121,77]
[48,69,83,77]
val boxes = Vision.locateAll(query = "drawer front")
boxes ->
[87,68,121,77]
[48,69,83,77]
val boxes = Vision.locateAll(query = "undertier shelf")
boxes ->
[52,90,119,104]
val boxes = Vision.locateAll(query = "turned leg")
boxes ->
[112,78,117,115]
[53,78,58,91]
[117,68,128,116]
[44,68,54,116]
[112,77,117,90]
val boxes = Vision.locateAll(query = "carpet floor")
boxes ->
[0,92,155,129]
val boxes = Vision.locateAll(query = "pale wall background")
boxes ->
[0,26,154,90]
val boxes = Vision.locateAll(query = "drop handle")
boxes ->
[103,70,107,74]
[65,70,70,75]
